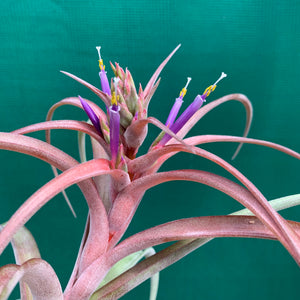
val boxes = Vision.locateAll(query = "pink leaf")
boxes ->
[91,138,112,212]
[130,135,300,177]
[94,217,300,300]
[44,97,109,215]
[0,159,129,274]
[64,254,109,300]
[0,264,23,299]
[0,259,63,300]
[0,225,41,265]
[20,259,63,300]
[128,145,300,264]
[108,169,278,248]
[143,78,161,111]
[0,224,41,299]
[44,97,108,216]
[114,216,300,262]
[46,97,107,125]
[0,132,78,171]
[12,119,110,155]
[64,214,90,295]
[0,133,110,274]
[61,72,111,107]
[143,45,181,101]
[64,165,299,298]
[84,215,300,300]
[184,135,300,159]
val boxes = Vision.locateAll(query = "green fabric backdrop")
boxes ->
[0,0,299,299]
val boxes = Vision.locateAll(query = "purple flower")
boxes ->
[96,47,111,96]
[109,78,121,165]
[78,95,103,137]
[159,72,227,145]
[159,95,205,145]
[165,77,191,128]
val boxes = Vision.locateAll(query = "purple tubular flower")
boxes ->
[165,77,191,128]
[159,94,205,145]
[109,104,121,165]
[96,47,111,96]
[78,95,103,137]
[99,70,111,95]
[165,97,183,127]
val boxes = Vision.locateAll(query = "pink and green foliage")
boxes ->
[0,45,299,299]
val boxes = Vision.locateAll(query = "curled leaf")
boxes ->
[0,259,63,300]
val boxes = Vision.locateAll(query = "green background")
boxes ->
[0,0,299,299]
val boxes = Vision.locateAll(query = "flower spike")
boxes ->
[96,46,111,96]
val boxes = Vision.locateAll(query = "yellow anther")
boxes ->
[179,77,192,98]
[98,59,105,71]
[111,92,117,105]
[202,72,227,97]
[179,88,187,98]
[111,77,120,106]
[203,85,216,97]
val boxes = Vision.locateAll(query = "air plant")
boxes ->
[0,45,299,300]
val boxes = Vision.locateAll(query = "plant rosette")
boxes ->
[0,45,299,300]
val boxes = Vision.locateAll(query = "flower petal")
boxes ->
[168,93,253,159]
[79,96,103,137]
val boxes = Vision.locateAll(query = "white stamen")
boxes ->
[212,72,227,87]
[184,77,192,89]
[114,77,120,94]
[96,46,102,61]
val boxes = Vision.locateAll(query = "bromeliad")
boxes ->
[0,45,299,300]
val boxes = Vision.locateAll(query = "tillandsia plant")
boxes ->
[0,44,300,300]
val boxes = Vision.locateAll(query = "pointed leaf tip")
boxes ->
[144,45,182,100]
